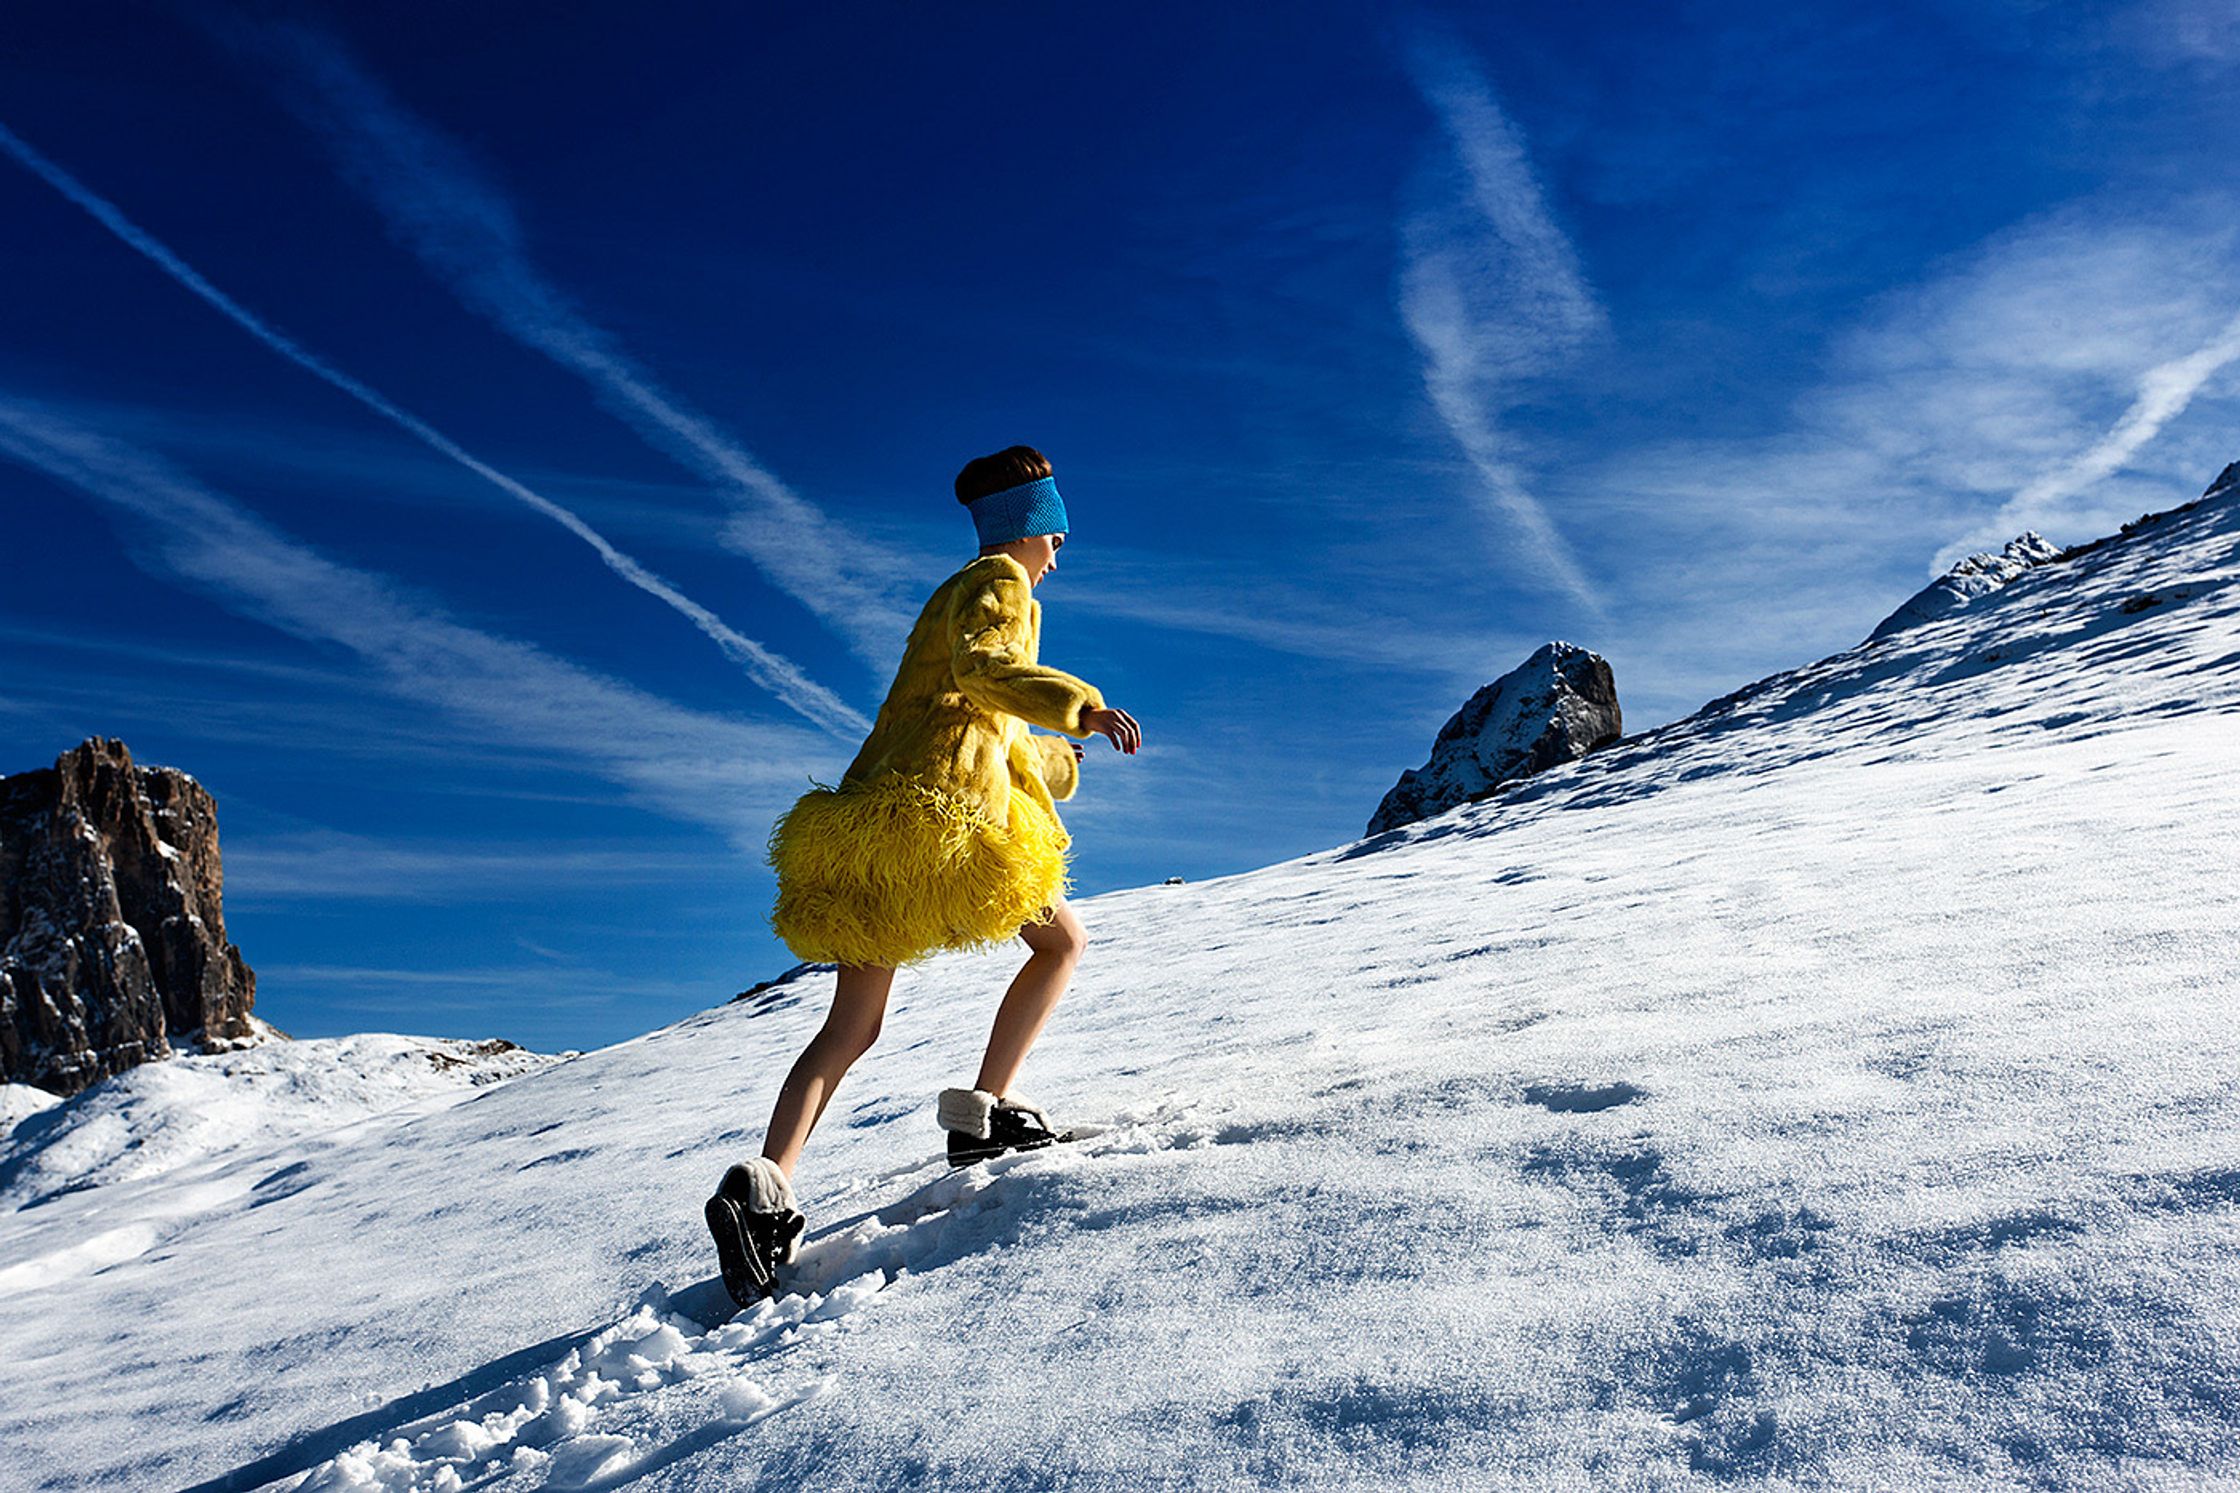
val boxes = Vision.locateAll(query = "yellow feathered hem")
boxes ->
[766,774,1071,968]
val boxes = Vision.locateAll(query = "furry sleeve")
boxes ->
[950,567,1106,736]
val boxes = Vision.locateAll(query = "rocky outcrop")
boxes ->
[1368,642,1622,836]
[1868,532,2066,642]
[1,739,261,1095]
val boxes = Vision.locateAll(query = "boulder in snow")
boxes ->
[0,738,262,1095]
[1367,641,1621,836]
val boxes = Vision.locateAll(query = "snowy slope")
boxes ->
[4,482,2238,1490]
[0,1033,559,1212]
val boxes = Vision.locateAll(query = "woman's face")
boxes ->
[983,530,1065,584]
[1020,531,1064,586]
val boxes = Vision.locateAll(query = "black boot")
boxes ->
[704,1158,806,1306]
[939,1087,1076,1168]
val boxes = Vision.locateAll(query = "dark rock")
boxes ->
[1368,641,1622,836]
[425,1038,522,1073]
[730,962,831,1006]
[1,738,260,1095]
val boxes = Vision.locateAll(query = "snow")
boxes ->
[2,485,2238,1488]
[0,1033,559,1209]
[0,1084,61,1135]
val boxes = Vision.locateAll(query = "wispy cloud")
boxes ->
[0,397,834,848]
[225,832,715,902]
[1060,544,1529,678]
[1814,200,2240,571]
[2110,0,2240,68]
[257,961,710,1017]
[1957,305,2240,564]
[18,390,754,557]
[0,118,865,740]
[1394,24,1607,616]
[1564,197,2240,692]
[227,19,926,668]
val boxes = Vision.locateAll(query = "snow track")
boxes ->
[282,1102,1222,1492]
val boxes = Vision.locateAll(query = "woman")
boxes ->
[705,445,1143,1305]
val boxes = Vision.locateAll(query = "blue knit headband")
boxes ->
[966,475,1068,548]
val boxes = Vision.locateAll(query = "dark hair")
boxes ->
[954,445,1053,505]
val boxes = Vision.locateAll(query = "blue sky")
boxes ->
[4,2,2237,1053]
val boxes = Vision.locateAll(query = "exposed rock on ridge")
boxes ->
[1,738,262,1095]
[1870,466,2240,644]
[1368,641,1622,836]
[1868,531,2066,642]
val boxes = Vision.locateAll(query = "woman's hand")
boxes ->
[1081,706,1141,755]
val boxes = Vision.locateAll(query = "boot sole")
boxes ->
[704,1193,775,1306]
[946,1131,1074,1168]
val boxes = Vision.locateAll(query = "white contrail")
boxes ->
[1395,27,1606,617]
[0,398,834,847]
[236,21,922,667]
[0,118,867,740]
[1961,307,2240,558]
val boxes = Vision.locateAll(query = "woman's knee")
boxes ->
[821,1009,883,1061]
[802,1023,877,1074]
[1021,899,1088,961]
[821,966,891,1058]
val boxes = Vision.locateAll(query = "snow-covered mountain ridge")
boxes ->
[1866,531,2065,640]
[1869,460,2240,644]
[3,472,2237,1490]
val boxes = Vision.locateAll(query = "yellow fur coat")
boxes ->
[766,553,1107,967]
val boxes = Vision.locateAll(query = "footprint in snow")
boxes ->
[1525,1080,1646,1114]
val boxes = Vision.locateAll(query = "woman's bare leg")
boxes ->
[761,962,895,1179]
[974,897,1087,1098]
